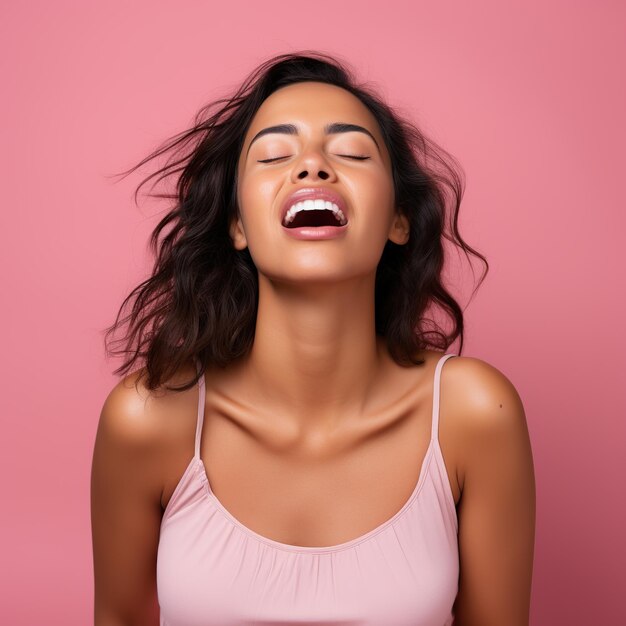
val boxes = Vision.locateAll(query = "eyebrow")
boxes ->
[246,122,380,156]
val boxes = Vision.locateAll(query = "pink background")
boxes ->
[2,1,624,624]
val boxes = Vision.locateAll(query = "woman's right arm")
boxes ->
[90,373,164,625]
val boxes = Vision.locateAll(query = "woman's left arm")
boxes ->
[451,358,537,626]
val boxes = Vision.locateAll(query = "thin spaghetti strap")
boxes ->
[193,357,206,460]
[431,353,457,442]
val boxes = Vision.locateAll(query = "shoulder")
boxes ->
[97,368,160,450]
[440,355,531,488]
[96,364,199,461]
[94,364,201,510]
[442,354,525,420]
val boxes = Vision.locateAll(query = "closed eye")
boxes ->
[257,156,289,163]
[257,154,370,163]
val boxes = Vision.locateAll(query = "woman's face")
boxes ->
[233,81,409,283]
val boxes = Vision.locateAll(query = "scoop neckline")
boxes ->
[194,439,437,554]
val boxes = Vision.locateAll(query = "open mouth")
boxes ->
[282,199,348,229]
[284,209,345,229]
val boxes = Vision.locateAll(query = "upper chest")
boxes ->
[208,413,437,546]
[160,363,462,548]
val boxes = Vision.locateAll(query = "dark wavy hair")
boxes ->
[102,50,488,392]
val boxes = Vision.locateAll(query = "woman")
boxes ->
[91,51,536,625]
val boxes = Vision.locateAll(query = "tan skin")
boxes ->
[91,82,536,625]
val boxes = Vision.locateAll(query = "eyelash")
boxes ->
[257,154,371,163]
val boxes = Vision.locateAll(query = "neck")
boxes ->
[236,273,389,433]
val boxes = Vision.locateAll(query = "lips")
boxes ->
[280,187,349,225]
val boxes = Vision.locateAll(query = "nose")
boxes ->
[291,147,337,182]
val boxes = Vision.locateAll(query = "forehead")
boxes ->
[245,82,379,139]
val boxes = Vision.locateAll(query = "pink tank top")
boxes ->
[157,353,459,625]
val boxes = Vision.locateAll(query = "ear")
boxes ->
[230,213,248,250]
[388,210,410,245]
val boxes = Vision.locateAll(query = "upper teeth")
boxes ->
[283,199,347,225]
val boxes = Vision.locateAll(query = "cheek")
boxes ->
[356,179,395,227]
[238,175,279,222]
